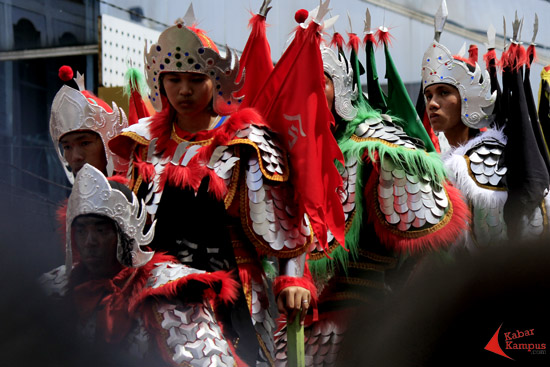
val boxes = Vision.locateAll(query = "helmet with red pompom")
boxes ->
[49,66,129,184]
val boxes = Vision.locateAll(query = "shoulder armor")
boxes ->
[142,141,240,216]
[377,156,449,232]
[232,124,289,182]
[353,114,425,150]
[146,261,207,289]
[208,145,240,198]
[39,265,68,297]
[243,153,312,257]
[121,117,154,143]
[465,138,507,188]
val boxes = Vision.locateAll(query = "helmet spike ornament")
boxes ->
[422,0,496,129]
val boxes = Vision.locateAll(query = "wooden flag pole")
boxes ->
[287,311,305,367]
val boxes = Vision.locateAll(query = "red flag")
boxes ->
[237,12,274,108]
[252,22,345,250]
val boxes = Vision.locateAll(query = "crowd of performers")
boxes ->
[38,0,550,366]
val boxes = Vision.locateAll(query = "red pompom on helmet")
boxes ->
[58,65,74,81]
[295,9,308,24]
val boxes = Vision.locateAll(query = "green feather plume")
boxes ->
[123,67,148,99]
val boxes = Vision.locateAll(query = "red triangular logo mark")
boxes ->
[485,323,514,360]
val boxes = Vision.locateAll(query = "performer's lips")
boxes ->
[178,100,193,107]
[429,113,439,121]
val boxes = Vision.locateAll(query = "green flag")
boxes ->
[383,41,436,152]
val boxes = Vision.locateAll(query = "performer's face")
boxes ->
[60,131,107,177]
[424,83,462,133]
[162,72,214,118]
[72,215,122,278]
[324,74,335,112]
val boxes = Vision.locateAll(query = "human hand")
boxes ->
[276,286,311,325]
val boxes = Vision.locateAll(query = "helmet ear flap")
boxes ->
[321,45,358,121]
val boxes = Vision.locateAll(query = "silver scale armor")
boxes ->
[121,118,312,256]
[39,261,236,366]
[442,128,549,247]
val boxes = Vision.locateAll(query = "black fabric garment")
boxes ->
[143,177,262,366]
[486,51,505,129]
[538,73,550,166]
[524,61,550,176]
[501,66,550,239]
[149,178,234,271]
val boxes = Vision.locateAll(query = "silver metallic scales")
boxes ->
[354,114,448,231]
[274,318,347,367]
[466,138,507,187]
[309,114,447,252]
[251,278,277,366]
[465,138,546,244]
[466,139,508,245]
[157,301,234,366]
[242,126,311,253]
[353,114,421,150]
